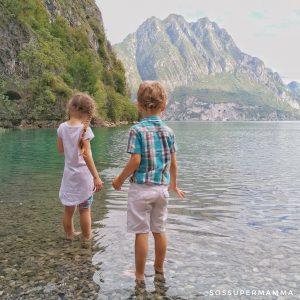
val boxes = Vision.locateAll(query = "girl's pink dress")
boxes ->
[57,122,94,206]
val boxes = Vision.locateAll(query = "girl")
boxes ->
[57,92,103,241]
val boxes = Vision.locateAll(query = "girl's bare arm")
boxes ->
[57,137,64,154]
[82,139,103,192]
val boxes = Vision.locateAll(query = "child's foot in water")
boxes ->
[66,231,81,240]
[82,232,93,242]
[81,234,93,248]
[154,267,164,277]
[154,268,164,274]
[135,279,147,297]
[154,270,165,282]
[153,270,168,296]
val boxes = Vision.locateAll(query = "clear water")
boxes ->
[0,122,300,299]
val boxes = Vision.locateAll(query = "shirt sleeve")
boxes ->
[127,128,141,154]
[170,132,177,153]
[83,126,94,141]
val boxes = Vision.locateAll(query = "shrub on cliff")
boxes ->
[0,0,137,125]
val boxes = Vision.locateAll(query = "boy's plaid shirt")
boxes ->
[127,116,177,185]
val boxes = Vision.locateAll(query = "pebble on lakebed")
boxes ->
[0,236,101,299]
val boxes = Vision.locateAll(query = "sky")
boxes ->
[96,0,300,83]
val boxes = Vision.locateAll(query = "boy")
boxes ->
[112,81,185,285]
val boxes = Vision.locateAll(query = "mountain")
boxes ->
[288,81,300,102]
[114,14,300,121]
[0,0,137,127]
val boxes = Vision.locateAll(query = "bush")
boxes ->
[67,53,101,95]
[105,87,138,121]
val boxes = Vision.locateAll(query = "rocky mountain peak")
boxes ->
[138,16,161,32]
[114,14,300,120]
[288,81,300,101]
[288,81,300,89]
[194,17,215,28]
[165,14,187,24]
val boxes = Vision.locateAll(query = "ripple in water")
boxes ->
[1,123,300,299]
[92,122,300,299]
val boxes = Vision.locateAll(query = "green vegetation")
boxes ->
[0,0,138,126]
[172,73,299,114]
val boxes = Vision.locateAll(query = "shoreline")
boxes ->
[0,120,132,130]
[1,119,300,130]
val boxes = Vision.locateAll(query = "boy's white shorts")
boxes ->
[127,183,169,233]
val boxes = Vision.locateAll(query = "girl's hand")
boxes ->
[112,176,123,190]
[94,176,103,192]
[169,185,186,199]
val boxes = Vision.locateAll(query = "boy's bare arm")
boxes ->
[57,137,64,154]
[169,153,185,199]
[82,139,103,192]
[112,154,141,190]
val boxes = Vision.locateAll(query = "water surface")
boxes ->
[0,122,300,299]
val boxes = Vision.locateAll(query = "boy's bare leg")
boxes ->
[63,206,76,240]
[135,233,149,281]
[79,207,92,241]
[152,232,167,273]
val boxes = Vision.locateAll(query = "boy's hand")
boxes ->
[169,185,186,199]
[94,176,103,192]
[112,176,123,190]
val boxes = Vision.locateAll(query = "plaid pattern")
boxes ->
[127,116,177,184]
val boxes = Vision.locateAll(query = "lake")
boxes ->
[0,122,300,299]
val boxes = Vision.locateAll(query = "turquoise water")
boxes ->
[1,122,300,299]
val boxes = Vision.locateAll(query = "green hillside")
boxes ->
[0,0,138,127]
[172,73,297,113]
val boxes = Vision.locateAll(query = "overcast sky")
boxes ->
[96,0,300,83]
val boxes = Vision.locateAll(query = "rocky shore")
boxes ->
[164,100,300,121]
[0,119,131,129]
[1,236,101,300]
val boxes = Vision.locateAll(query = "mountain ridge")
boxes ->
[114,14,299,121]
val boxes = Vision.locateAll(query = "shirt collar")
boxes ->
[141,116,162,122]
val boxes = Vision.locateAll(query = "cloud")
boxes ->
[215,16,225,24]
[185,9,206,21]
[250,10,269,20]
[266,19,300,30]
[254,32,276,38]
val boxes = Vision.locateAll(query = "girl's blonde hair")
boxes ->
[137,81,167,110]
[67,92,96,155]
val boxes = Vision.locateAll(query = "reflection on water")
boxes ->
[1,122,300,299]
[92,122,300,300]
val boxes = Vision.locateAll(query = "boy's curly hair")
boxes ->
[137,81,167,110]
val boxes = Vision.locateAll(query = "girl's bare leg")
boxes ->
[79,207,92,241]
[152,232,167,273]
[135,233,149,281]
[63,206,76,240]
